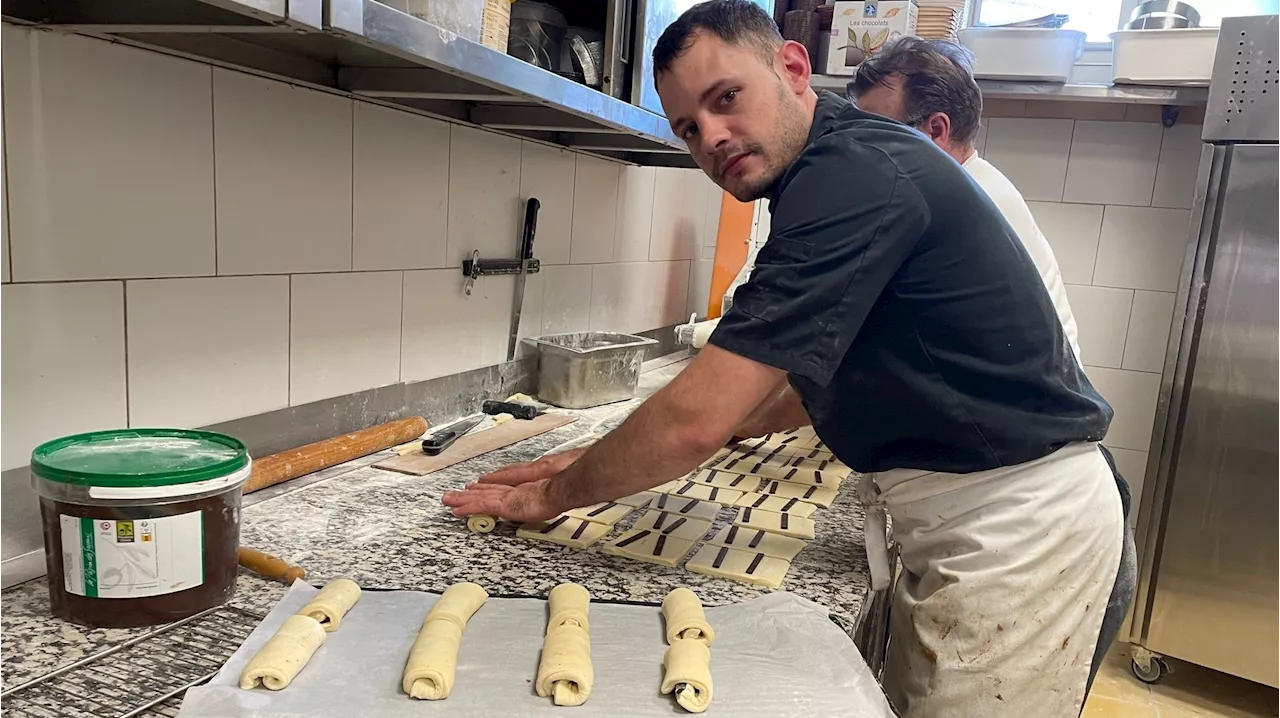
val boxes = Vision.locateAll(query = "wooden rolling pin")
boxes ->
[238,546,306,583]
[243,416,428,494]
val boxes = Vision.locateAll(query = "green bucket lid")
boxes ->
[31,429,250,488]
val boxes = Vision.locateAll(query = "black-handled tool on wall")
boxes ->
[506,197,540,360]
[461,197,542,299]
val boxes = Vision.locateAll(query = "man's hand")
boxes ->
[476,447,586,486]
[442,480,562,523]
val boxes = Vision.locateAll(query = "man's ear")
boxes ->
[921,112,953,145]
[776,40,812,93]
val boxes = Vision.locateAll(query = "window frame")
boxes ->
[967,0,1145,46]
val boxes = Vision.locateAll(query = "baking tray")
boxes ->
[178,581,893,717]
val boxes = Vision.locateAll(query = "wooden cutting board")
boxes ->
[373,413,577,476]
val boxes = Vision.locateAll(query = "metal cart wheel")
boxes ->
[1130,645,1170,684]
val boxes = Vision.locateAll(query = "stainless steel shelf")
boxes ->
[2,0,694,167]
[812,74,1210,105]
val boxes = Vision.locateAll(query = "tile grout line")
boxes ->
[210,65,219,277]
[122,281,132,427]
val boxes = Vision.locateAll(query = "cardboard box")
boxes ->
[819,1,919,76]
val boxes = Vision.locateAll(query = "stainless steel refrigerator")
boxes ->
[1127,14,1279,689]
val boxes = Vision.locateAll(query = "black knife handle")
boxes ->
[422,430,463,456]
[520,198,540,261]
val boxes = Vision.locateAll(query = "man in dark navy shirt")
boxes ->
[446,2,1128,714]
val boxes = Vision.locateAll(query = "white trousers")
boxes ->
[862,443,1124,717]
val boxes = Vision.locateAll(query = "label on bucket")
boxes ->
[59,512,204,599]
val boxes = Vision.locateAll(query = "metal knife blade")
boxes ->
[508,197,541,361]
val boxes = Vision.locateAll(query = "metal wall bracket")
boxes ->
[1162,105,1181,127]
[462,249,540,296]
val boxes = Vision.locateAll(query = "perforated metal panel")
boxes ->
[1204,14,1280,142]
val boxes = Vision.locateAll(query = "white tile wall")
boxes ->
[2,282,128,471]
[1152,123,1205,210]
[569,155,620,264]
[589,261,691,334]
[519,142,575,266]
[1063,121,1163,206]
[982,118,1074,201]
[447,125,522,266]
[688,259,715,318]
[1027,202,1103,285]
[5,30,216,281]
[1086,366,1161,452]
[213,69,353,275]
[352,103,449,271]
[1123,291,1177,373]
[540,264,594,334]
[983,109,1203,524]
[127,276,290,428]
[401,269,514,382]
[650,168,708,261]
[1064,285,1133,369]
[615,166,657,263]
[1104,445,1149,527]
[290,272,403,405]
[1094,206,1192,292]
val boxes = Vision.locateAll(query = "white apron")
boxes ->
[859,443,1124,717]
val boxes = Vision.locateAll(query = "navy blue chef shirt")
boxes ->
[709,92,1112,474]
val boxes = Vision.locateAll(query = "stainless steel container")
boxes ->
[527,332,657,409]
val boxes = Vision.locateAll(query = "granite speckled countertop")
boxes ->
[0,359,872,701]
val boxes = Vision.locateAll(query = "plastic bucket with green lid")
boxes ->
[31,429,252,628]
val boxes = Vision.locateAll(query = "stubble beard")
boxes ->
[726,87,811,203]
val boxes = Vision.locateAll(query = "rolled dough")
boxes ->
[685,544,792,589]
[602,529,697,567]
[547,582,591,632]
[707,524,808,561]
[733,506,816,540]
[401,582,489,700]
[686,468,762,493]
[239,614,326,690]
[730,492,818,517]
[661,639,714,713]
[401,583,487,700]
[646,494,723,522]
[536,588,594,706]
[661,587,714,645]
[564,501,636,525]
[517,516,612,549]
[297,578,362,632]
[630,510,713,541]
[466,515,497,533]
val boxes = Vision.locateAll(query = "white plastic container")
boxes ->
[1111,28,1219,86]
[959,27,1086,82]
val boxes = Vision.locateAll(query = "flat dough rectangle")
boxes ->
[630,510,713,541]
[603,529,697,567]
[732,506,816,540]
[706,525,808,561]
[563,502,635,525]
[757,480,838,508]
[646,494,722,522]
[614,491,661,508]
[657,481,743,506]
[517,516,613,549]
[710,454,847,488]
[734,439,833,461]
[685,468,762,493]
[684,544,792,589]
[729,492,818,518]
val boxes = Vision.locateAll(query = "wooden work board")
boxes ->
[373,413,577,476]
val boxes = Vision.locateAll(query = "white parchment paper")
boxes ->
[179,581,894,717]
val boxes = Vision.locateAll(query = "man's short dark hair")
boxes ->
[653,0,782,79]
[848,37,983,147]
